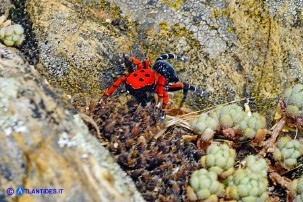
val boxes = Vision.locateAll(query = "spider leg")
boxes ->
[156,53,189,62]
[96,76,127,111]
[154,75,169,120]
[153,91,168,121]
[130,57,144,70]
[101,76,127,101]
[143,58,150,69]
[168,82,208,107]
[160,91,169,120]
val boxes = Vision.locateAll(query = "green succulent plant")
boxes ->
[0,15,25,47]
[244,155,268,177]
[226,169,268,202]
[214,104,247,128]
[191,104,268,141]
[191,113,218,141]
[237,112,267,140]
[290,175,303,202]
[188,168,224,201]
[284,84,303,117]
[201,143,236,178]
[273,136,303,169]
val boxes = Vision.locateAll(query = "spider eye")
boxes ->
[140,70,145,72]
[139,78,144,81]
[134,73,138,77]
[145,74,150,77]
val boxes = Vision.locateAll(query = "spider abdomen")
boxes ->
[153,60,179,83]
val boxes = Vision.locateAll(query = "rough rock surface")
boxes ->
[27,0,131,99]
[0,44,143,202]
[23,0,303,119]
[0,0,13,14]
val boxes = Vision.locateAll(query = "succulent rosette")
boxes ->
[191,113,219,141]
[214,104,246,129]
[188,168,224,201]
[201,143,236,178]
[283,84,303,117]
[273,136,303,169]
[0,15,25,47]
[243,155,268,177]
[226,169,268,202]
[289,175,303,202]
[236,112,267,140]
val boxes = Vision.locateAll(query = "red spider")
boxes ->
[97,53,208,119]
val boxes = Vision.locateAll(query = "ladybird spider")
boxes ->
[97,53,208,119]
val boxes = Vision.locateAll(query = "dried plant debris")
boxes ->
[89,99,204,201]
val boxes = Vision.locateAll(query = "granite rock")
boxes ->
[0,44,143,202]
[24,0,303,118]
